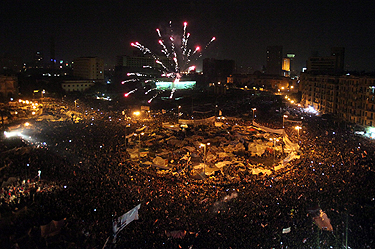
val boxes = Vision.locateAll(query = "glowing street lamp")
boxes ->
[133,111,141,117]
[122,110,130,149]
[283,115,288,128]
[295,126,302,138]
[178,105,181,122]
[200,142,210,175]
[269,138,279,164]
[134,132,144,161]
[252,108,256,123]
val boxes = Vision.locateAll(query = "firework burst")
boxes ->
[128,21,215,102]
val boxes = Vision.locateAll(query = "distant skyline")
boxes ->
[1,0,375,72]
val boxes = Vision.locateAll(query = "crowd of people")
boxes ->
[0,97,375,248]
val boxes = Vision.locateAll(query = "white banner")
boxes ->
[252,121,285,135]
[113,204,141,235]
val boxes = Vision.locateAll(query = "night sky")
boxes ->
[1,0,375,72]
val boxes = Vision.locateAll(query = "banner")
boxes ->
[179,116,216,126]
[252,121,285,135]
[283,136,299,151]
[113,204,141,235]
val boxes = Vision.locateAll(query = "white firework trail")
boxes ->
[124,88,137,97]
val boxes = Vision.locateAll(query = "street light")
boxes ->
[26,163,29,182]
[200,142,210,175]
[135,132,144,161]
[283,115,288,128]
[74,100,77,108]
[252,108,256,124]
[295,126,302,139]
[122,110,128,148]
[178,105,181,123]
[269,138,279,164]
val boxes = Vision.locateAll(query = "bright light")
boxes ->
[295,126,302,130]
[4,130,21,138]
[133,111,141,116]
[305,106,319,114]
[24,122,30,127]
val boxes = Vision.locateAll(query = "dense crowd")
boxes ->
[1,98,375,248]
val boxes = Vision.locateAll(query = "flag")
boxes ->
[113,204,141,234]
[282,227,291,234]
[40,219,66,238]
[313,210,333,231]
[165,230,187,239]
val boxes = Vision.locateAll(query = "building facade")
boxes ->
[0,75,18,100]
[61,80,95,92]
[306,47,345,74]
[300,73,375,127]
[73,57,104,82]
[266,46,283,76]
[203,58,235,86]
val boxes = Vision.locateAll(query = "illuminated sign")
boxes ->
[155,81,196,90]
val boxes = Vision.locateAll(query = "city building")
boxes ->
[73,57,104,82]
[0,75,18,100]
[300,72,375,127]
[34,51,43,68]
[61,80,95,92]
[117,55,169,69]
[306,47,345,73]
[0,55,23,73]
[227,72,296,92]
[266,46,283,76]
[282,58,291,77]
[203,58,235,87]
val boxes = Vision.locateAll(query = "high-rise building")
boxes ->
[266,46,283,75]
[203,58,235,84]
[306,47,345,73]
[34,51,43,68]
[73,57,104,82]
[331,47,345,72]
[282,58,291,77]
[0,55,22,73]
[50,36,56,69]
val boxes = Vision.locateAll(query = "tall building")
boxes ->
[282,58,291,77]
[0,55,23,73]
[50,36,56,69]
[266,46,283,75]
[34,51,43,68]
[300,72,375,127]
[306,47,345,73]
[117,55,169,68]
[203,58,235,85]
[73,57,104,82]
[331,47,345,72]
